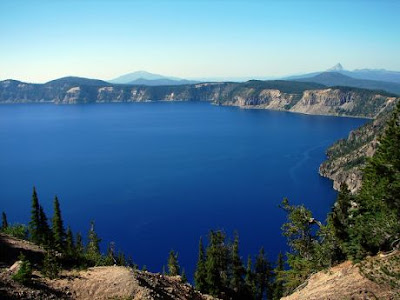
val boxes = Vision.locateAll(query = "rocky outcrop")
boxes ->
[318,102,397,192]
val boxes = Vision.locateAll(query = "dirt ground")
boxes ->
[282,251,400,300]
[0,233,213,300]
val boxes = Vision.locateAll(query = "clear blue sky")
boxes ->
[1,0,399,83]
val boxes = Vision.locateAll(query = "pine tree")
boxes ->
[86,221,101,265]
[104,242,116,265]
[205,230,229,296]
[12,252,32,285]
[65,226,75,257]
[280,198,319,293]
[272,252,285,300]
[363,102,400,213]
[39,205,52,246]
[52,196,65,251]
[315,214,345,268]
[117,251,126,266]
[230,233,245,294]
[345,103,400,260]
[75,232,84,255]
[41,250,61,279]
[28,187,41,244]
[1,211,8,230]
[167,249,180,276]
[245,255,256,298]
[254,247,272,300]
[331,183,353,244]
[194,237,207,292]
[181,268,187,283]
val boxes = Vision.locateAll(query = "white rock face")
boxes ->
[64,87,81,103]
[290,89,359,115]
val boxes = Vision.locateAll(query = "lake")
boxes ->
[0,102,367,278]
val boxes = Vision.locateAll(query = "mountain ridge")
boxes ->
[1,77,398,119]
[296,72,400,95]
[286,63,400,84]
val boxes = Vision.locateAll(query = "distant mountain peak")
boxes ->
[109,70,181,84]
[327,63,344,72]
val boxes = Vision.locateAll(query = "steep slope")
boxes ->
[217,84,398,118]
[297,72,400,95]
[282,251,400,300]
[319,99,398,192]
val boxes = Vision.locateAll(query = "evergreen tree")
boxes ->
[254,247,272,300]
[39,205,52,246]
[28,187,41,244]
[104,241,116,265]
[86,221,101,265]
[280,198,319,293]
[245,255,256,298]
[272,252,285,300]
[41,250,61,279]
[167,249,180,276]
[1,211,8,230]
[181,268,187,283]
[52,196,65,251]
[205,230,229,296]
[194,237,207,292]
[314,214,345,268]
[345,103,400,260]
[363,102,400,213]
[75,232,84,255]
[65,226,75,257]
[117,251,126,266]
[12,253,32,285]
[230,233,245,294]
[331,183,353,244]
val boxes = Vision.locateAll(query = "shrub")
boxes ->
[12,253,32,285]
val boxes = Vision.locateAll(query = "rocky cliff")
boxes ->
[1,78,398,118]
[319,99,398,192]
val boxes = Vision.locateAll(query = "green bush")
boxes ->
[41,250,61,279]
[12,253,32,285]
[2,224,28,240]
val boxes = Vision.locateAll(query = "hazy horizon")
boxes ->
[1,0,399,83]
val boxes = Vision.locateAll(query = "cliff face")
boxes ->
[318,101,397,192]
[1,79,397,119]
[220,87,397,118]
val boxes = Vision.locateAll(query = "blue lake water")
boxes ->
[0,102,367,278]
